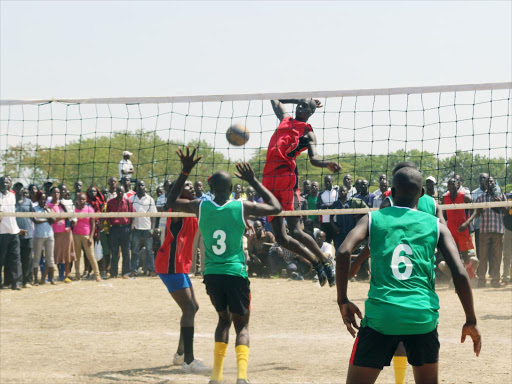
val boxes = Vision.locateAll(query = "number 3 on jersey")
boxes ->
[391,244,413,280]
[212,230,227,255]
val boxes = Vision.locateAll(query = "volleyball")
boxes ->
[226,123,250,146]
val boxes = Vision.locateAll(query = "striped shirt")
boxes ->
[476,192,505,234]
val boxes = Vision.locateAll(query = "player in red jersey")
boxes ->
[262,99,341,287]
[154,172,210,374]
[443,177,478,278]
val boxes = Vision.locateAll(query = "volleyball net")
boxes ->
[1,82,511,218]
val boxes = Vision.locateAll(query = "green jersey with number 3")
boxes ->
[363,206,440,335]
[199,199,247,278]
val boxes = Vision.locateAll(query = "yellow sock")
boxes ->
[235,344,250,381]
[211,342,228,382]
[393,356,407,384]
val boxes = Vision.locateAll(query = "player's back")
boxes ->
[263,117,312,176]
[364,207,439,335]
[199,199,247,278]
[388,194,436,216]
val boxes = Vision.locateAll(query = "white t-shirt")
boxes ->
[319,189,338,223]
[118,158,134,179]
[0,191,20,234]
[156,193,167,208]
[130,194,157,230]
[346,187,358,200]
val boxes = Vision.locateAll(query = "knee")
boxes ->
[183,301,199,316]
[275,232,290,247]
[289,226,303,239]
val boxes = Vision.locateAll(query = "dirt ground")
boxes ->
[1,276,510,384]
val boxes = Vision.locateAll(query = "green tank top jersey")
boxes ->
[388,194,436,216]
[363,207,440,335]
[199,199,248,278]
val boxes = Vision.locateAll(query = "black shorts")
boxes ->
[203,274,251,316]
[350,326,440,369]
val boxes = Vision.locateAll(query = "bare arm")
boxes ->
[336,214,369,337]
[167,147,202,216]
[270,100,292,122]
[459,208,482,232]
[306,131,341,173]
[88,217,95,246]
[434,199,446,225]
[235,162,282,218]
[437,223,481,356]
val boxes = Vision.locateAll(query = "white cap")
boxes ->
[426,176,437,184]
[122,150,133,156]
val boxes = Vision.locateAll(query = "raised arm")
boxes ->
[270,99,297,122]
[167,147,202,216]
[307,131,341,173]
[235,162,282,218]
[336,214,369,337]
[437,223,481,357]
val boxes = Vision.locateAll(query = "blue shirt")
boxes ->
[15,197,34,239]
[33,205,54,238]
[355,193,376,209]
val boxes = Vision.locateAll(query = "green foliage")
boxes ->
[1,131,509,194]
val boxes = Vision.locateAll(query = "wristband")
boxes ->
[181,170,190,176]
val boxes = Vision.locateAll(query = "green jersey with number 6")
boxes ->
[199,199,248,278]
[362,206,440,335]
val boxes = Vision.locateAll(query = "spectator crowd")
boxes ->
[1,163,511,290]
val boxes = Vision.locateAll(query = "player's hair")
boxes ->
[392,167,423,198]
[209,171,232,197]
[392,161,418,176]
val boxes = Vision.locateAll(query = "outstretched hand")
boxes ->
[313,99,323,109]
[461,322,482,357]
[234,162,255,182]
[327,162,341,173]
[177,147,202,173]
[339,300,363,338]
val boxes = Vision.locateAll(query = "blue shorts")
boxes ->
[159,273,192,293]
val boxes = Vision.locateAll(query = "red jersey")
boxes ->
[443,192,467,233]
[155,209,198,274]
[262,117,312,177]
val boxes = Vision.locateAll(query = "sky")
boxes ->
[0,1,511,186]
[1,1,511,100]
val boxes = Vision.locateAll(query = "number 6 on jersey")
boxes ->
[391,244,413,280]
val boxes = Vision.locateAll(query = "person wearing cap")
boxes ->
[425,176,438,199]
[119,151,134,180]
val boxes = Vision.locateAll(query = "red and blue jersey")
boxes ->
[155,208,198,274]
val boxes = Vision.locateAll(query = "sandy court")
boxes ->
[1,276,511,384]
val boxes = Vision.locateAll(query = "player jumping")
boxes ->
[169,147,282,384]
[262,99,341,286]
[337,167,481,384]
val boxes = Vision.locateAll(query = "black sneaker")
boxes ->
[324,263,335,287]
[314,263,327,287]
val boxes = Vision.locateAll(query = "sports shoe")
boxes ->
[324,262,335,287]
[172,352,184,365]
[236,379,250,384]
[314,263,327,287]
[64,277,72,284]
[181,359,211,374]
[208,380,224,384]
[101,271,108,280]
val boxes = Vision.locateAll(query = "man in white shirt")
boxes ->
[342,174,358,199]
[315,230,334,271]
[0,176,22,290]
[317,175,338,244]
[372,174,389,197]
[119,151,134,180]
[130,180,157,276]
